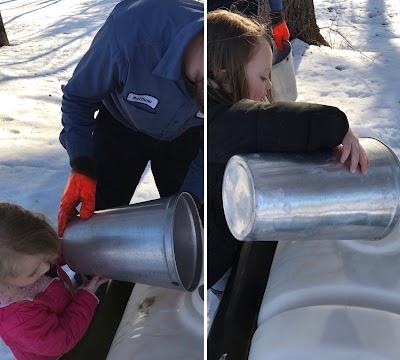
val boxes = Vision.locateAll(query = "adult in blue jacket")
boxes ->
[207,0,289,50]
[58,0,204,237]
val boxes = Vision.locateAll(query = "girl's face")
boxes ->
[4,253,52,287]
[245,39,273,101]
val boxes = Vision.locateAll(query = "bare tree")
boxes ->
[283,0,329,46]
[208,0,329,46]
[0,11,10,47]
[258,0,329,46]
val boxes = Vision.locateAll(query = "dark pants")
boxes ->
[94,106,203,211]
[63,107,203,359]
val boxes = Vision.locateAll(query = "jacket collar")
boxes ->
[0,277,55,308]
[153,18,203,81]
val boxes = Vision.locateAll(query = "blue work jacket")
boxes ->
[60,0,204,201]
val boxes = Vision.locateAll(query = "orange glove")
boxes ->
[272,21,290,51]
[58,172,96,237]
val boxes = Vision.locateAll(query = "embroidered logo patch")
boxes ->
[127,93,159,109]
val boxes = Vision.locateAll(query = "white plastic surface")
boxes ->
[258,225,400,325]
[106,284,203,360]
[250,222,400,359]
[249,305,400,360]
[271,40,297,102]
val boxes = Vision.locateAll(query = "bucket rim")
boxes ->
[272,40,292,66]
[166,192,203,292]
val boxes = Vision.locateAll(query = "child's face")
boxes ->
[4,253,52,287]
[245,39,273,102]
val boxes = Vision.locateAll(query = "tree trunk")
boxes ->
[208,0,329,47]
[0,11,10,47]
[259,0,329,47]
[283,0,329,46]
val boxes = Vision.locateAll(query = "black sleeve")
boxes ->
[70,156,97,179]
[208,99,349,164]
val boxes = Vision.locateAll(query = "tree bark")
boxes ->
[208,0,329,47]
[259,0,329,47]
[0,11,10,47]
[283,0,329,46]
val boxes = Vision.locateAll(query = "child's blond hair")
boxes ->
[0,202,59,279]
[207,9,275,104]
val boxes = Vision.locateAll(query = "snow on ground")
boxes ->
[0,0,159,229]
[296,0,400,155]
[1,0,400,357]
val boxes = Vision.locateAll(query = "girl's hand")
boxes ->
[81,274,109,293]
[340,128,370,174]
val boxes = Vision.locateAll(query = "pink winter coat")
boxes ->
[0,267,99,360]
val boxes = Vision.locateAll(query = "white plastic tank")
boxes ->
[248,223,400,359]
[250,305,400,360]
[106,283,204,360]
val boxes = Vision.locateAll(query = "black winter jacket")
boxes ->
[207,98,349,288]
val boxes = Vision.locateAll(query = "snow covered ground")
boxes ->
[0,0,159,230]
[299,0,400,156]
[1,0,400,358]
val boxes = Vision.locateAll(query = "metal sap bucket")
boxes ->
[271,40,297,102]
[222,138,400,241]
[62,193,202,292]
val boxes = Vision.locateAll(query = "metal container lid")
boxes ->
[222,155,256,240]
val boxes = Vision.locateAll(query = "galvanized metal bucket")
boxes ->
[62,193,202,292]
[222,138,400,241]
[271,40,298,102]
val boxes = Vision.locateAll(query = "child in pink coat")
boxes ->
[0,202,108,360]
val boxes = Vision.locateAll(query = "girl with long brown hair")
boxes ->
[207,10,369,296]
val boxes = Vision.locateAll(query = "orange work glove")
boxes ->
[272,21,290,51]
[58,171,96,237]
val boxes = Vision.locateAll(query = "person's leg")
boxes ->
[93,106,155,210]
[208,242,278,359]
[151,126,202,196]
[151,126,203,219]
